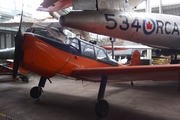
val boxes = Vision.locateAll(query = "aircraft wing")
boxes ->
[37,0,144,12]
[102,44,151,51]
[0,60,28,77]
[71,64,180,82]
[6,59,29,75]
[0,22,33,28]
[0,60,29,82]
[37,0,72,12]
[128,0,144,9]
[0,47,28,75]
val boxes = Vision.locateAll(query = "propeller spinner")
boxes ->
[12,11,24,81]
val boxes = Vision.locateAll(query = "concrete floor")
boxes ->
[0,75,180,120]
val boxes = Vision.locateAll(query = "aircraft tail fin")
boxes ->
[129,50,141,66]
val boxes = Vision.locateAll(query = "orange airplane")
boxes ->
[13,12,180,118]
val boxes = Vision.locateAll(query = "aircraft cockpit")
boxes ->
[67,38,118,66]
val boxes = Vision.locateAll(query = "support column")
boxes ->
[146,0,151,13]
[159,0,163,14]
[4,33,6,48]
[146,0,152,64]
[110,37,115,60]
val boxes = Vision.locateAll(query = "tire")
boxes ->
[95,99,109,118]
[30,86,42,99]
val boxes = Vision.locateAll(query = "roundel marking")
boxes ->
[143,18,156,35]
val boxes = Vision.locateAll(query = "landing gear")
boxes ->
[30,86,42,99]
[95,75,109,118]
[95,99,109,118]
[30,76,46,99]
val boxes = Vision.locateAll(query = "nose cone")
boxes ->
[60,11,86,28]
[60,12,82,27]
[59,15,66,26]
[59,11,104,32]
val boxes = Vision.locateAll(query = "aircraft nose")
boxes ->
[59,15,71,26]
[60,11,90,27]
[59,15,65,25]
[59,11,98,30]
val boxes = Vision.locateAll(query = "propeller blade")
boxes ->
[12,10,24,81]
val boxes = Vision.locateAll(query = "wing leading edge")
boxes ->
[71,64,180,82]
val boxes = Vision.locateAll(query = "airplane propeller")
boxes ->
[12,10,24,81]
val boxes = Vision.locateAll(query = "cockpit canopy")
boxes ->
[67,38,118,66]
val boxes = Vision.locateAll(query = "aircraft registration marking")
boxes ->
[104,13,180,36]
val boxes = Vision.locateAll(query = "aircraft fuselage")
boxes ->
[60,10,180,49]
[21,33,119,78]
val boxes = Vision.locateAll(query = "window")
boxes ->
[82,44,95,58]
[80,42,86,53]
[67,38,79,50]
[95,47,108,61]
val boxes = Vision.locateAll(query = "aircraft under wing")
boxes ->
[37,0,144,12]
[128,0,144,9]
[37,0,72,12]
[71,64,180,82]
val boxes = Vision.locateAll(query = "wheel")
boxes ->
[95,99,109,118]
[30,86,42,99]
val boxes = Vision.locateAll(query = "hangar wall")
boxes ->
[135,3,180,16]
[0,0,33,49]
[0,32,15,48]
